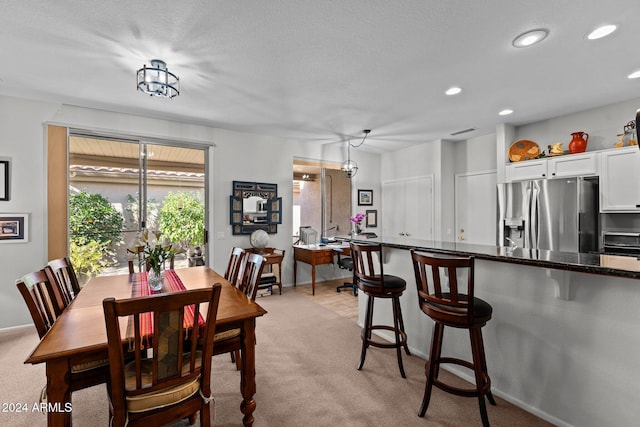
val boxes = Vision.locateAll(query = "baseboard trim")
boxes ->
[370,328,571,427]
[0,324,35,337]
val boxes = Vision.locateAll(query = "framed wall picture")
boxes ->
[366,210,377,228]
[0,160,8,201]
[0,213,29,243]
[358,189,373,206]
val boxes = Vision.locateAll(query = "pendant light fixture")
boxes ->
[137,59,180,98]
[341,129,370,178]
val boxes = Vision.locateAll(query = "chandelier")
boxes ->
[341,129,370,178]
[137,59,180,98]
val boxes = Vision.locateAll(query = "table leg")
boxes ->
[45,358,72,427]
[311,265,316,295]
[293,259,297,287]
[240,318,257,427]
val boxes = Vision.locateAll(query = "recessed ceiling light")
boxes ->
[587,24,617,40]
[512,29,549,48]
[445,86,462,96]
[628,70,640,79]
[499,109,514,116]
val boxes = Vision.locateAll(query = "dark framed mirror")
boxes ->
[230,181,282,235]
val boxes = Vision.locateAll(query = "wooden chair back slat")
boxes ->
[350,242,385,288]
[411,250,476,326]
[237,253,266,300]
[224,247,246,286]
[16,270,60,338]
[103,285,222,426]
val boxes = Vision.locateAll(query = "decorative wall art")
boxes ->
[0,160,9,201]
[366,210,378,228]
[229,181,282,235]
[358,189,373,206]
[0,213,29,243]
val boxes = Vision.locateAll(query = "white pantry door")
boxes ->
[455,171,497,245]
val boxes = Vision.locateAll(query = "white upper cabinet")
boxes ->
[506,152,600,182]
[600,147,640,212]
[505,160,547,182]
[547,152,599,179]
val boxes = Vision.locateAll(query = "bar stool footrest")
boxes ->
[361,325,407,349]
[431,357,491,397]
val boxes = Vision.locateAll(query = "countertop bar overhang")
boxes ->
[339,235,640,280]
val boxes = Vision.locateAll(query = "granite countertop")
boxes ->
[339,235,640,280]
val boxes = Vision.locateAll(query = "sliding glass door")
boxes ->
[68,134,207,281]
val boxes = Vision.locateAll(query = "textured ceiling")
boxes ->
[1,1,639,152]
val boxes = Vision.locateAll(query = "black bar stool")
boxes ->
[350,242,410,378]
[411,250,496,427]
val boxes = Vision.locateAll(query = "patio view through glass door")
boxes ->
[68,134,206,283]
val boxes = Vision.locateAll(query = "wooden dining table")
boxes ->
[25,266,267,427]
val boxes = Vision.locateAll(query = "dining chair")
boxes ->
[224,247,246,286]
[47,257,81,314]
[16,270,110,407]
[216,253,266,370]
[127,245,146,274]
[102,284,222,427]
[127,245,175,274]
[411,250,496,426]
[16,269,61,338]
[350,241,411,378]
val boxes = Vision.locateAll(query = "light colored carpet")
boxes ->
[0,287,552,426]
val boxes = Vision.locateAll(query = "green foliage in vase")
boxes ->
[131,230,181,275]
[158,192,205,247]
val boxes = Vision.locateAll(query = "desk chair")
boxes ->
[350,242,410,378]
[335,248,357,296]
[102,285,222,427]
[411,250,496,427]
[17,270,110,410]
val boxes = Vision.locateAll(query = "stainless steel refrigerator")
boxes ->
[497,177,598,252]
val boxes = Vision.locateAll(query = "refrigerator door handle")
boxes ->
[530,186,539,250]
[523,186,532,248]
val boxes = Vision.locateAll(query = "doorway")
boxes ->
[454,170,497,245]
[293,159,351,242]
[68,133,207,280]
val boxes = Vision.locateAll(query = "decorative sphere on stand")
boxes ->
[250,229,269,254]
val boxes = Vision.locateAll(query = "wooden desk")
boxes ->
[244,247,285,294]
[25,266,267,427]
[293,244,349,295]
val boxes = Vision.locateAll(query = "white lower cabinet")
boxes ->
[600,147,640,212]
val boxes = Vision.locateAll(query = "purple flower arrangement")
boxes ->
[349,213,366,234]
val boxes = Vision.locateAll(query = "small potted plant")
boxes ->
[349,213,366,236]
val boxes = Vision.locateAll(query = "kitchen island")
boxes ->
[341,235,640,427]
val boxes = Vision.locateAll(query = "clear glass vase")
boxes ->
[148,268,164,291]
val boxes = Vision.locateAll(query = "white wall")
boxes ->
[372,247,640,427]
[515,97,640,154]
[380,135,499,243]
[0,94,381,328]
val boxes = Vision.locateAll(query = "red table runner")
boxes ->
[127,270,205,348]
